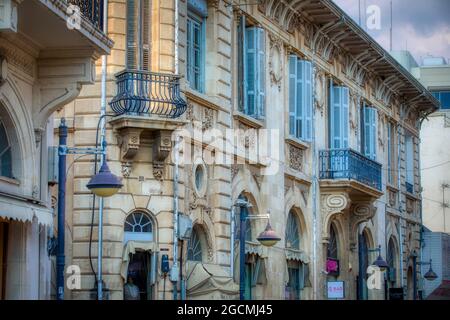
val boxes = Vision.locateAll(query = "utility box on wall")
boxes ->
[178,214,193,240]
[0,0,19,33]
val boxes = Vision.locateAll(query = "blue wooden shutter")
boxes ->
[126,0,138,70]
[246,27,257,116]
[245,27,265,118]
[363,105,377,160]
[303,60,313,141]
[257,28,266,118]
[341,87,349,149]
[296,59,304,139]
[289,55,297,137]
[331,86,341,149]
[187,18,193,85]
[330,86,349,149]
[238,15,247,113]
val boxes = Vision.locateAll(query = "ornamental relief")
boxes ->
[349,90,359,135]
[268,33,284,91]
[315,69,326,116]
[288,144,303,171]
[378,112,386,151]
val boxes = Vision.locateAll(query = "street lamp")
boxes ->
[56,118,122,300]
[422,260,438,281]
[234,199,280,300]
[411,251,439,300]
[370,245,389,271]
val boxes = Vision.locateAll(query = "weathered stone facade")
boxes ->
[56,0,437,300]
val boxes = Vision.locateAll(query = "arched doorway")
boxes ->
[285,209,306,300]
[407,267,414,300]
[357,230,370,300]
[326,223,340,277]
[123,211,156,300]
[387,237,398,288]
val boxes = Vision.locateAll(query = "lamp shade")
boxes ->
[257,222,281,247]
[372,254,389,270]
[87,162,122,197]
[424,265,438,281]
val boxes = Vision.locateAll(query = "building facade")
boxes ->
[0,0,112,299]
[56,0,438,300]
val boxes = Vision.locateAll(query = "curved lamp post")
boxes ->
[234,200,280,300]
[56,118,122,300]
[371,245,389,271]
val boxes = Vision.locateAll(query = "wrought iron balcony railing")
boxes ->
[319,149,382,191]
[110,70,187,118]
[67,0,104,30]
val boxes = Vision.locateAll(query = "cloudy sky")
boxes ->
[333,0,450,65]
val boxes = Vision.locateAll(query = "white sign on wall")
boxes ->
[327,281,345,299]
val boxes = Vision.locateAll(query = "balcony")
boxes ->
[319,149,383,199]
[67,0,104,30]
[110,70,187,118]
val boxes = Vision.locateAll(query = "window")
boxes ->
[187,0,207,92]
[387,237,397,284]
[432,91,450,109]
[405,132,414,193]
[0,121,12,178]
[289,56,313,141]
[329,84,349,149]
[387,122,397,185]
[126,0,151,70]
[361,104,377,160]
[286,261,305,300]
[285,211,300,250]
[327,225,338,260]
[194,164,204,192]
[238,16,266,119]
[187,226,204,262]
[124,211,153,243]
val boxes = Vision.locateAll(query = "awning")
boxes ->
[0,194,53,226]
[245,241,268,258]
[233,241,269,284]
[285,249,310,264]
[186,261,239,300]
[120,241,156,280]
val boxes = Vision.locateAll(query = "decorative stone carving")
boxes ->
[231,164,239,181]
[118,128,143,161]
[269,33,283,91]
[378,112,386,151]
[252,172,263,190]
[186,103,196,122]
[289,144,303,171]
[152,130,173,181]
[121,162,132,178]
[202,108,214,131]
[349,202,377,248]
[349,90,359,134]
[406,197,415,215]
[388,189,397,207]
[315,69,326,116]
[321,193,350,241]
[0,56,7,86]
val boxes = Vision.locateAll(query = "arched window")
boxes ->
[0,120,12,178]
[387,237,397,284]
[327,224,338,259]
[187,226,204,262]
[124,211,153,243]
[234,194,253,242]
[285,210,300,250]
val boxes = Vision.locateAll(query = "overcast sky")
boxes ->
[333,0,450,65]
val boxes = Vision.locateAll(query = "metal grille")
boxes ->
[319,148,382,191]
[67,0,104,30]
[110,70,187,118]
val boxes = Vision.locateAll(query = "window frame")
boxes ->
[187,225,204,262]
[288,55,313,142]
[329,83,349,149]
[361,104,377,160]
[432,91,450,110]
[186,11,206,93]
[126,0,152,71]
[124,211,154,243]
[0,120,12,179]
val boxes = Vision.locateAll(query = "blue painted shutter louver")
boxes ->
[245,27,265,118]
[363,105,377,160]
[330,86,349,149]
[288,56,313,141]
[289,55,297,137]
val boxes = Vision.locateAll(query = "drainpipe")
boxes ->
[396,122,404,289]
[311,57,318,300]
[97,0,109,301]
[230,206,235,278]
[171,0,180,301]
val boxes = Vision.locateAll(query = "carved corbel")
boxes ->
[321,193,350,242]
[348,202,377,249]
[152,130,173,181]
[0,56,7,87]
[117,128,143,176]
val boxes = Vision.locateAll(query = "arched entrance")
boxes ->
[122,211,157,300]
[407,267,414,300]
[357,230,370,300]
